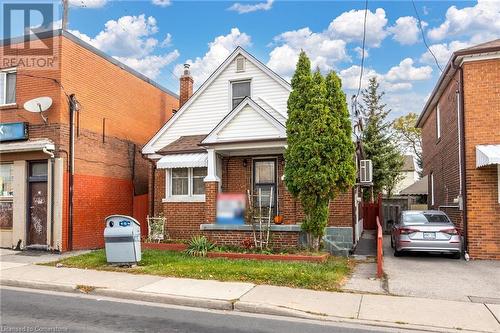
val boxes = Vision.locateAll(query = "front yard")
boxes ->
[47,249,351,291]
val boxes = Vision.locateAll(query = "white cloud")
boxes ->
[267,27,348,80]
[152,0,171,7]
[420,40,470,68]
[328,8,389,47]
[228,0,273,14]
[385,58,432,82]
[427,0,500,42]
[115,51,179,79]
[388,16,426,45]
[69,14,179,80]
[174,28,251,86]
[69,15,160,58]
[339,58,432,92]
[69,0,107,8]
[354,46,369,59]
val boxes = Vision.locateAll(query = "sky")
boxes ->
[11,0,500,118]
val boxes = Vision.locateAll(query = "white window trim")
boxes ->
[430,172,435,206]
[230,79,252,110]
[436,104,441,140]
[163,168,206,203]
[0,67,17,106]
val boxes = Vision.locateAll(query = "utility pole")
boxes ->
[62,0,69,30]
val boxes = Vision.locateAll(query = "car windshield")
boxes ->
[403,213,450,224]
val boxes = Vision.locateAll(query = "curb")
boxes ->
[1,279,494,333]
[0,278,233,311]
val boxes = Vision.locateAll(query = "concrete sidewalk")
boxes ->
[0,253,499,332]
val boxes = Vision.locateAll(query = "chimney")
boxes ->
[179,63,193,108]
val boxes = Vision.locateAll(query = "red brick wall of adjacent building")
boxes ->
[1,33,178,251]
[462,59,500,259]
[153,154,353,248]
[420,70,464,230]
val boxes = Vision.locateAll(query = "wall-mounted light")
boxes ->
[243,159,248,167]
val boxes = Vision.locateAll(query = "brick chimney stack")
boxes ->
[179,63,193,108]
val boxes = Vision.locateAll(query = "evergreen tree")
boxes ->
[285,51,356,249]
[359,77,403,198]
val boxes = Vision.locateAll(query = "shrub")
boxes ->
[186,236,215,257]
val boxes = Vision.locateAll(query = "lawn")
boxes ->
[48,249,352,291]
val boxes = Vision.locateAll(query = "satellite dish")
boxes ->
[23,97,52,124]
[24,97,53,113]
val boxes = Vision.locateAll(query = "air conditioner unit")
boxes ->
[359,159,373,184]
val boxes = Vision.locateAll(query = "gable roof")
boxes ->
[142,47,291,154]
[201,97,286,144]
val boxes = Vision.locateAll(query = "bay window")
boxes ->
[168,167,207,199]
[0,69,17,106]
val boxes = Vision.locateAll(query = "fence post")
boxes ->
[376,216,384,278]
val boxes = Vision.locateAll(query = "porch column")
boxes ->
[204,149,220,223]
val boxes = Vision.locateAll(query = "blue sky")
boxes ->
[10,0,500,118]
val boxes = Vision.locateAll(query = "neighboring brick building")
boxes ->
[143,47,357,250]
[0,30,178,251]
[417,39,500,259]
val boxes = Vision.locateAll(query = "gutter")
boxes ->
[458,66,469,255]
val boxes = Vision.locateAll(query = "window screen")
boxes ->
[232,81,250,109]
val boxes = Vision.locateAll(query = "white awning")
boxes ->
[157,153,207,169]
[476,145,500,168]
[0,139,55,154]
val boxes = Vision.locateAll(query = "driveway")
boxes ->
[383,235,500,302]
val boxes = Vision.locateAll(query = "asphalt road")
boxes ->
[0,287,405,333]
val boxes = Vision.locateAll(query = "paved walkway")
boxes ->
[1,249,499,332]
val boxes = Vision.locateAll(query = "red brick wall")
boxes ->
[420,70,464,229]
[463,59,500,259]
[1,34,178,251]
[72,174,133,250]
[204,230,300,250]
[153,154,353,246]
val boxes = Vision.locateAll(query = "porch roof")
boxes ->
[476,145,500,168]
[157,152,207,169]
[157,135,206,155]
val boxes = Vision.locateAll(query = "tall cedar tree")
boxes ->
[285,52,356,248]
[359,77,404,198]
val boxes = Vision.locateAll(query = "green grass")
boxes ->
[48,250,351,291]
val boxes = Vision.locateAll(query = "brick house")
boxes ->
[0,30,178,251]
[143,47,358,250]
[417,39,500,259]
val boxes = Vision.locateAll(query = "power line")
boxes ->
[353,0,369,116]
[411,0,443,73]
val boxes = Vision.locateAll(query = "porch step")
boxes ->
[322,236,351,257]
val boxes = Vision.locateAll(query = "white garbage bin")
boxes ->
[104,215,141,264]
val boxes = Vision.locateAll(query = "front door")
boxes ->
[253,159,277,218]
[27,161,48,247]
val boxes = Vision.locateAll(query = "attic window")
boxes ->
[236,56,245,72]
[231,80,251,109]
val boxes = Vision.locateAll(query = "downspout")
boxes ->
[43,147,55,249]
[68,94,76,251]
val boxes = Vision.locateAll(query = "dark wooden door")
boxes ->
[27,162,48,246]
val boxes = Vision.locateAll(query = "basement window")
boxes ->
[0,68,16,106]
